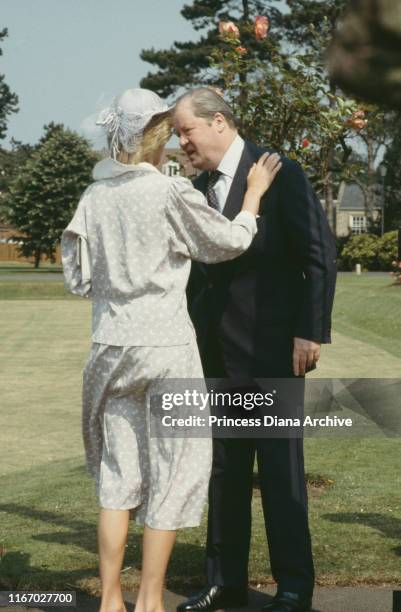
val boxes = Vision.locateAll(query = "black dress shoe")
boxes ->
[262,591,312,612]
[177,585,248,610]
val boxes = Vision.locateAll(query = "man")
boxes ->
[174,88,337,612]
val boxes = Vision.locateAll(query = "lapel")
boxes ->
[222,141,257,220]
[194,141,259,220]
[190,141,263,279]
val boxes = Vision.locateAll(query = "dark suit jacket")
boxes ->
[187,140,337,378]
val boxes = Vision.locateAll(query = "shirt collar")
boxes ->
[92,158,160,181]
[217,133,245,179]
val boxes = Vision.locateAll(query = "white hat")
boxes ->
[95,88,170,159]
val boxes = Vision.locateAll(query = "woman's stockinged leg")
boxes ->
[134,524,176,612]
[98,508,130,612]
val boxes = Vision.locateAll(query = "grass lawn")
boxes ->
[0,262,62,273]
[0,263,67,299]
[333,274,401,359]
[0,282,74,299]
[1,441,400,593]
[0,274,400,592]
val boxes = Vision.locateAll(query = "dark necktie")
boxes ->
[206,170,221,210]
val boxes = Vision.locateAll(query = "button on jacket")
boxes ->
[61,158,257,347]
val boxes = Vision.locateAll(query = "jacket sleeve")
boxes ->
[61,196,92,298]
[278,160,337,344]
[166,176,257,263]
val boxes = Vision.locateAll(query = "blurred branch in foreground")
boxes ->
[328,0,401,110]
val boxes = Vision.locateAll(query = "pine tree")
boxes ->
[139,0,350,98]
[2,126,98,267]
[0,28,19,141]
[281,0,347,48]
[140,0,281,97]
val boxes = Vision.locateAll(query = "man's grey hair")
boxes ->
[175,87,237,129]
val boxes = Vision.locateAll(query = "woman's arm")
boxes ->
[166,153,281,264]
[61,196,92,297]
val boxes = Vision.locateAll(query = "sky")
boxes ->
[1,0,199,147]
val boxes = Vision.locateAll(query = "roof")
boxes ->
[337,181,382,211]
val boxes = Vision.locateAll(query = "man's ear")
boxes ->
[214,112,226,133]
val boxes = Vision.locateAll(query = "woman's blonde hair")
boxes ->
[116,112,172,164]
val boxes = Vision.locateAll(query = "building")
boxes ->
[160,148,199,179]
[0,223,22,244]
[335,181,381,237]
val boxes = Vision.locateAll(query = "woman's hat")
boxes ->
[95,88,171,159]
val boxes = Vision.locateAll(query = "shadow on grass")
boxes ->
[0,501,209,593]
[0,500,101,592]
[0,502,282,605]
[0,460,323,604]
[0,556,104,611]
[0,551,130,611]
[0,554,323,612]
[323,512,401,555]
[0,549,96,592]
[0,503,99,553]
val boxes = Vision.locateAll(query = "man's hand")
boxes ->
[293,337,321,377]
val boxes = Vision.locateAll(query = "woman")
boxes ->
[61,88,281,612]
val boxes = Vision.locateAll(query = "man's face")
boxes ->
[173,100,225,171]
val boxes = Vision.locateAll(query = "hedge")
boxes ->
[336,231,398,271]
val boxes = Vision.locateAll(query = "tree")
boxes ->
[383,114,401,232]
[281,0,347,48]
[278,1,395,230]
[1,126,98,267]
[280,1,401,235]
[328,0,401,111]
[0,124,64,202]
[0,28,19,141]
[140,0,393,232]
[344,107,395,231]
[0,28,21,222]
[139,0,349,99]
[0,139,35,203]
[39,121,67,145]
[211,16,369,229]
[140,0,281,97]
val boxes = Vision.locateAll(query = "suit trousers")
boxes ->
[206,434,315,596]
[202,343,315,596]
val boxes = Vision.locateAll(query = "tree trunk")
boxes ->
[323,86,337,233]
[34,251,41,269]
[365,133,376,229]
[324,178,335,234]
[324,145,336,233]
[238,0,250,129]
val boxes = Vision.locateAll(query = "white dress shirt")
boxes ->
[213,134,245,212]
